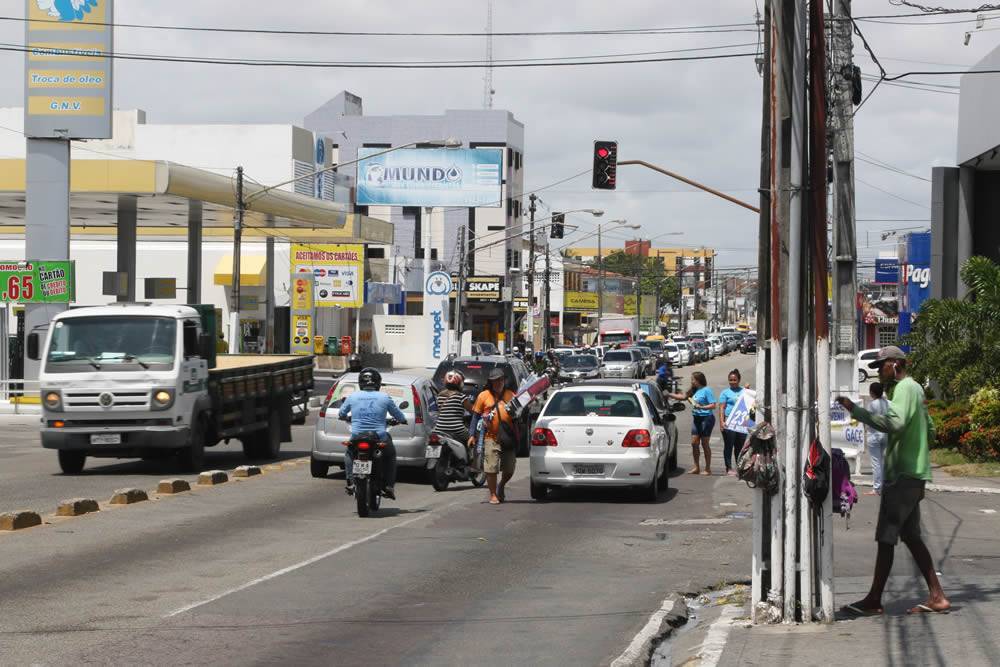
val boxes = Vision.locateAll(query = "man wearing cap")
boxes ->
[836,346,950,616]
[469,368,517,505]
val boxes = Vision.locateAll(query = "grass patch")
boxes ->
[931,448,1000,477]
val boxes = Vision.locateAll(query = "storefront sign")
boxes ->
[897,231,931,341]
[564,291,599,313]
[25,0,114,139]
[290,244,363,308]
[875,258,899,284]
[356,147,503,207]
[0,260,74,303]
[424,271,452,368]
[452,275,502,302]
[366,282,402,305]
[513,297,529,313]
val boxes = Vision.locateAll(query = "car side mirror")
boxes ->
[398,401,410,410]
[671,402,686,412]
[331,398,345,409]
[27,332,40,361]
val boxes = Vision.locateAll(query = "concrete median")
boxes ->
[0,510,43,530]
[233,465,262,478]
[157,479,191,494]
[198,470,229,486]
[56,498,100,517]
[110,488,149,505]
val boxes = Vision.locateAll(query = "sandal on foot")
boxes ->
[842,603,883,617]
[907,603,951,615]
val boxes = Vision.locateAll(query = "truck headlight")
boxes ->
[43,390,62,410]
[152,389,175,410]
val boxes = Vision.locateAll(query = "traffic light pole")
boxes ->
[617,160,760,213]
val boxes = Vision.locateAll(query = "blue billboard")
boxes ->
[897,231,931,342]
[875,258,899,284]
[356,147,502,207]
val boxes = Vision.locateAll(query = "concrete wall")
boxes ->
[958,43,1000,165]
[372,314,431,369]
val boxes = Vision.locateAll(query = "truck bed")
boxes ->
[208,355,314,440]
[213,355,306,372]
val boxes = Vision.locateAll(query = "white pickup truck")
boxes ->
[29,303,313,473]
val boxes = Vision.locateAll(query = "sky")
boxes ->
[1,0,997,276]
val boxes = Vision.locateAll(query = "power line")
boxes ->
[856,178,930,209]
[856,151,931,182]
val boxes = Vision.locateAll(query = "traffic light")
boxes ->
[592,140,618,190]
[550,212,565,239]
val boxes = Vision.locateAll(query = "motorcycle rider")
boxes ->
[338,368,406,500]
[434,370,474,450]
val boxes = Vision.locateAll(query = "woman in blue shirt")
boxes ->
[718,369,747,477]
[668,371,717,475]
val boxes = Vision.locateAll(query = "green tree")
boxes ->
[599,251,679,308]
[905,256,1000,400]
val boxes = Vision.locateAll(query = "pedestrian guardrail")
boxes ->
[0,379,41,414]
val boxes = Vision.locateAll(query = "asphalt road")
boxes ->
[0,351,758,666]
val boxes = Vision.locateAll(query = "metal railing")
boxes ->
[0,379,41,413]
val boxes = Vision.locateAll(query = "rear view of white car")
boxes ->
[529,386,670,502]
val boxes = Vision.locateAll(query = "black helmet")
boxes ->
[347,353,363,372]
[358,367,382,390]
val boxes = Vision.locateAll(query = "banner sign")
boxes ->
[723,389,756,435]
[424,271,452,368]
[513,297,529,313]
[897,231,931,342]
[356,147,502,207]
[365,281,402,305]
[564,290,599,313]
[290,273,314,356]
[874,258,899,284]
[24,0,114,139]
[0,260,74,303]
[452,275,502,302]
[291,244,364,308]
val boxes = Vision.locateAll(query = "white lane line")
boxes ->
[610,597,676,667]
[640,518,732,526]
[696,604,742,667]
[164,511,435,618]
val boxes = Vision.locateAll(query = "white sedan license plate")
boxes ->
[425,445,442,459]
[90,433,122,445]
[352,460,372,475]
[574,464,604,475]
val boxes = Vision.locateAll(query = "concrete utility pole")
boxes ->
[229,166,245,354]
[454,225,467,341]
[597,226,604,332]
[527,194,537,350]
[544,245,552,347]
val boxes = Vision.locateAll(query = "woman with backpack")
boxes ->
[667,371,717,475]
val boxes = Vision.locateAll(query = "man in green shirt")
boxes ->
[836,346,950,616]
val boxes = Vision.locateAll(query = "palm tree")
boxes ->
[906,256,1000,399]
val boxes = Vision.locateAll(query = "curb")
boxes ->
[855,478,1000,495]
[157,479,191,494]
[198,470,229,486]
[110,488,149,505]
[233,465,262,478]
[0,510,43,531]
[56,498,100,517]
[610,594,689,667]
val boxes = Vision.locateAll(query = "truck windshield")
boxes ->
[602,332,631,344]
[46,316,177,371]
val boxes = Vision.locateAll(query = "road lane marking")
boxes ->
[694,603,742,666]
[640,518,732,526]
[164,510,438,618]
[610,597,676,667]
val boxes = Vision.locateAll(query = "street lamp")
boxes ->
[597,220,640,331]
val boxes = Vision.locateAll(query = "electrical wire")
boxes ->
[856,178,930,209]
[856,151,931,182]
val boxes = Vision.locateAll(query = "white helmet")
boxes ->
[444,370,465,388]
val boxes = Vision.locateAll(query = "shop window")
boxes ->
[367,247,385,259]
[878,327,898,348]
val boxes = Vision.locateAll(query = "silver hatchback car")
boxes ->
[311,372,440,478]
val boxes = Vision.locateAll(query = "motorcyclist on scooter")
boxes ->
[338,367,406,500]
[433,370,476,465]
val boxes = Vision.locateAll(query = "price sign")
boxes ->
[0,261,74,303]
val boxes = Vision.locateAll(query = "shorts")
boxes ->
[692,414,716,438]
[483,436,516,476]
[875,477,925,545]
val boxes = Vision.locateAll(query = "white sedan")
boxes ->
[529,386,671,502]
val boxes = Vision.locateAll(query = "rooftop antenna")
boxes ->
[483,0,495,108]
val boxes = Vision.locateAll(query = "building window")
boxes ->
[878,326,898,348]
[367,247,385,259]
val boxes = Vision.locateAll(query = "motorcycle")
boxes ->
[340,415,404,518]
[425,431,487,491]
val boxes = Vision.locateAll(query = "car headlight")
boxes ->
[152,389,175,410]
[43,390,61,411]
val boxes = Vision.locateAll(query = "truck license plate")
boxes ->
[352,460,372,475]
[425,445,442,459]
[90,433,122,445]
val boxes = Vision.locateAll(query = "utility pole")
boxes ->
[693,253,702,316]
[544,245,552,348]
[527,194,537,350]
[454,225,467,346]
[229,166,244,354]
[597,225,604,336]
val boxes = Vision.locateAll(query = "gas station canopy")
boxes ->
[0,158,393,244]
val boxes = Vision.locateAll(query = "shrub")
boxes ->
[969,387,1000,429]
[957,426,1000,463]
[935,414,971,450]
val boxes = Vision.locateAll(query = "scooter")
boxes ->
[340,416,403,517]
[425,431,487,491]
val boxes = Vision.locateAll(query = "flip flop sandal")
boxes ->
[497,488,506,502]
[907,604,951,615]
[842,603,883,617]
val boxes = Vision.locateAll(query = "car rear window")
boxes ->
[333,383,415,414]
[604,351,633,362]
[544,391,642,418]
[564,355,599,369]
[433,361,514,390]
[665,344,678,352]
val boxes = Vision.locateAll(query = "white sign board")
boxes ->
[424,271,452,368]
[724,389,756,435]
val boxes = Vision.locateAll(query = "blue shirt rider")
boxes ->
[338,368,407,499]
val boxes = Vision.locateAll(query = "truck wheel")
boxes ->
[58,450,86,475]
[177,418,206,472]
[310,457,330,478]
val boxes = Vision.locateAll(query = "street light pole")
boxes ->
[527,194,537,350]
[229,166,244,354]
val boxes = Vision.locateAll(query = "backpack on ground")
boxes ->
[736,421,780,495]
[831,447,858,525]
[803,439,830,509]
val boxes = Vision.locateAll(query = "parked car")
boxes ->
[558,354,602,382]
[740,336,757,354]
[576,377,686,471]
[312,372,439,476]
[632,345,656,376]
[635,340,669,370]
[529,385,673,501]
[706,335,725,357]
[664,342,682,367]
[857,348,880,382]
[674,341,693,366]
[601,349,642,379]
[690,340,709,363]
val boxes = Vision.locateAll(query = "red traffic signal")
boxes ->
[592,140,618,190]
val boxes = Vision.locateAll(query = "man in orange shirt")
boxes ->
[469,368,517,504]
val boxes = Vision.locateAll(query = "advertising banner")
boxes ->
[452,275,502,302]
[0,260,74,303]
[724,389,757,435]
[424,271,452,368]
[290,244,363,308]
[874,258,899,284]
[897,231,931,341]
[290,273,315,356]
[365,282,402,305]
[564,291,599,313]
[356,147,502,207]
[24,0,114,139]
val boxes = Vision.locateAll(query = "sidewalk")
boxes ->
[718,477,1000,666]
[853,459,1000,493]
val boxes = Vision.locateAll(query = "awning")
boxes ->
[213,254,267,287]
